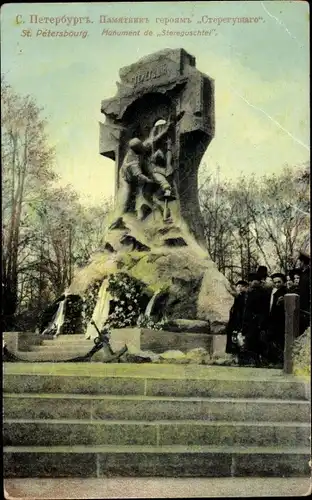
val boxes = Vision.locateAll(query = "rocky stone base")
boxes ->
[68,213,234,327]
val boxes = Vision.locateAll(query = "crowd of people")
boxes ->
[226,250,311,368]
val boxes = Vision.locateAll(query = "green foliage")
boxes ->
[81,280,102,332]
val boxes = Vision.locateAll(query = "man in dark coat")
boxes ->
[265,273,288,365]
[225,280,248,356]
[238,273,270,366]
[298,251,310,335]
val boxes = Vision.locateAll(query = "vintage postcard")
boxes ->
[2,1,310,499]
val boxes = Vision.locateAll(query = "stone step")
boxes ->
[37,335,90,344]
[3,393,310,422]
[3,371,307,400]
[3,445,310,477]
[9,350,106,362]
[3,362,297,379]
[46,335,87,341]
[4,477,312,499]
[29,345,94,353]
[37,339,94,347]
[3,418,310,448]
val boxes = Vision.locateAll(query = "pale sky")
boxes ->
[1,1,309,204]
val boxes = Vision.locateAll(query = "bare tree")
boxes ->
[199,164,309,282]
[250,164,310,272]
[1,77,55,323]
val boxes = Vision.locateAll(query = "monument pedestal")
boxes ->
[3,331,41,353]
[109,327,226,357]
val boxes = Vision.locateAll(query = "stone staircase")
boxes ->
[3,333,105,362]
[3,362,311,478]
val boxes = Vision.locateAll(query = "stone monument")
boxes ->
[64,48,234,342]
[100,48,214,246]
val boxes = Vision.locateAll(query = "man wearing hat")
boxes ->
[236,272,269,366]
[257,266,273,292]
[265,273,288,365]
[235,280,249,296]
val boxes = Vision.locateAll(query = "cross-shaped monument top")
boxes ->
[99,48,215,245]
